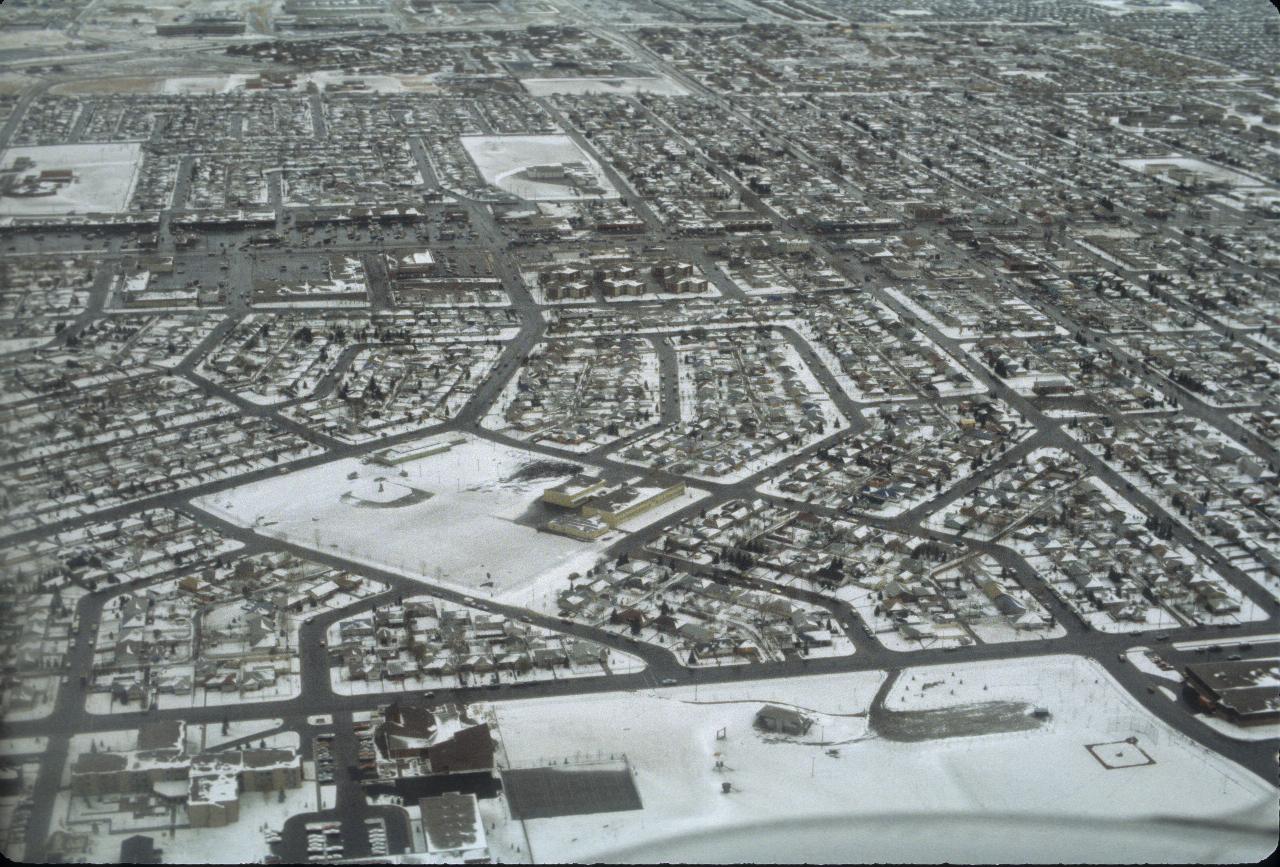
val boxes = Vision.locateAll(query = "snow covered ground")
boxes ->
[161,72,408,95]
[0,143,143,215]
[492,655,1276,863]
[1085,0,1204,15]
[194,434,701,605]
[1124,648,1183,683]
[194,719,286,752]
[195,435,596,598]
[0,335,55,354]
[521,77,688,97]
[460,135,618,202]
[0,736,47,756]
[1192,710,1280,743]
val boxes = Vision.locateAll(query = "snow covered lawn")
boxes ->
[491,655,1276,863]
[520,77,688,96]
[0,143,144,215]
[194,435,694,604]
[460,135,617,201]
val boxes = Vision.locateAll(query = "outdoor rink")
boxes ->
[490,655,1278,864]
[193,434,699,604]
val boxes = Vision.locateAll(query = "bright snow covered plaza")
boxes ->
[1,0,1279,864]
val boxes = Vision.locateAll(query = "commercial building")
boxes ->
[1182,660,1280,727]
[542,475,610,509]
[418,792,489,862]
[580,479,687,528]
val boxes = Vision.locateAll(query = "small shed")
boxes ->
[754,704,812,736]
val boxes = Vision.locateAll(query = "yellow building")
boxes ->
[581,479,686,528]
[542,474,610,509]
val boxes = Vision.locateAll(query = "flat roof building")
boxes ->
[419,792,489,862]
[1183,659,1280,726]
[543,474,610,509]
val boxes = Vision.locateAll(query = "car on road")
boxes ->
[1228,654,1242,661]
[1154,633,1169,641]
[659,678,678,686]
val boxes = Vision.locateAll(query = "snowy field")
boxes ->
[0,736,47,756]
[1117,156,1274,194]
[520,76,688,96]
[194,435,697,604]
[459,135,618,201]
[1086,0,1203,13]
[161,72,408,95]
[493,655,1276,863]
[0,143,143,215]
